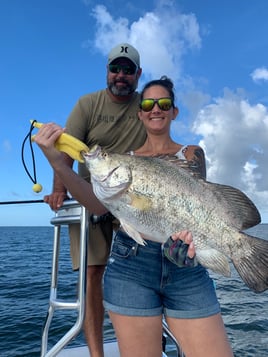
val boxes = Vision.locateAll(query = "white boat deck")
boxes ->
[57,341,119,357]
[57,341,168,356]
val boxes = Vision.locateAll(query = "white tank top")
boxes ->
[129,145,188,159]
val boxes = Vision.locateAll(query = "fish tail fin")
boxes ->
[232,232,268,293]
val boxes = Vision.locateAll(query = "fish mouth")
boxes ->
[82,145,120,182]
[82,145,102,160]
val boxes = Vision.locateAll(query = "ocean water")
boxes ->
[0,224,267,357]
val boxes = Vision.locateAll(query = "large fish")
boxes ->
[83,145,268,293]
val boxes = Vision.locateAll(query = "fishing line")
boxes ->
[21,120,42,192]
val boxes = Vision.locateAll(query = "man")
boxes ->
[44,43,146,357]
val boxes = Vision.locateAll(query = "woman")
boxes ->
[34,77,233,357]
[102,77,234,357]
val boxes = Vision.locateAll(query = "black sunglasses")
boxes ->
[109,64,137,75]
[140,97,173,112]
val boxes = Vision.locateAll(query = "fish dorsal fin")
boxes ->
[206,182,261,230]
[154,154,205,180]
[157,155,260,229]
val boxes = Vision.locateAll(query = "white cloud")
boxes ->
[90,3,201,83]
[251,67,268,82]
[191,88,268,220]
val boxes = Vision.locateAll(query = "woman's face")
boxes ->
[138,85,178,134]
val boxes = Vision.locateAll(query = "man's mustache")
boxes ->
[114,79,129,84]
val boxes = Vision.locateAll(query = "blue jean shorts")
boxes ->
[103,231,220,318]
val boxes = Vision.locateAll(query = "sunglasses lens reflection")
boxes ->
[140,98,173,112]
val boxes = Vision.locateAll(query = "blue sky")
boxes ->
[1,0,268,226]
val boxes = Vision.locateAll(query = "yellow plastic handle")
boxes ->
[30,120,43,129]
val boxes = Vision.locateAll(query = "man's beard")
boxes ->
[108,79,136,96]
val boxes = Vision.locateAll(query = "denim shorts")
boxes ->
[103,231,220,318]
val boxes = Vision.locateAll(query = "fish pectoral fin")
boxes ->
[196,248,231,277]
[120,220,146,246]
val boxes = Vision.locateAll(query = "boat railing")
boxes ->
[40,199,184,357]
[162,319,184,357]
[41,200,88,357]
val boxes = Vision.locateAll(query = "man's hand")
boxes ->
[44,192,70,211]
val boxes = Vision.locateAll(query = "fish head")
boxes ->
[82,145,132,200]
[82,145,123,181]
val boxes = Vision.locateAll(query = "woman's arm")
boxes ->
[34,123,108,215]
[184,145,207,180]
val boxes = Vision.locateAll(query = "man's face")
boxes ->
[106,58,141,96]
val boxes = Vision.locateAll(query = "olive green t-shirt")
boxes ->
[65,89,146,181]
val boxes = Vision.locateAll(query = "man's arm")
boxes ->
[43,153,73,211]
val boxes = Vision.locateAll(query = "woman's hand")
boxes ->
[163,230,197,267]
[171,230,195,258]
[34,122,65,162]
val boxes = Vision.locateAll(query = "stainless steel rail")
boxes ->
[41,200,88,357]
[162,319,185,357]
